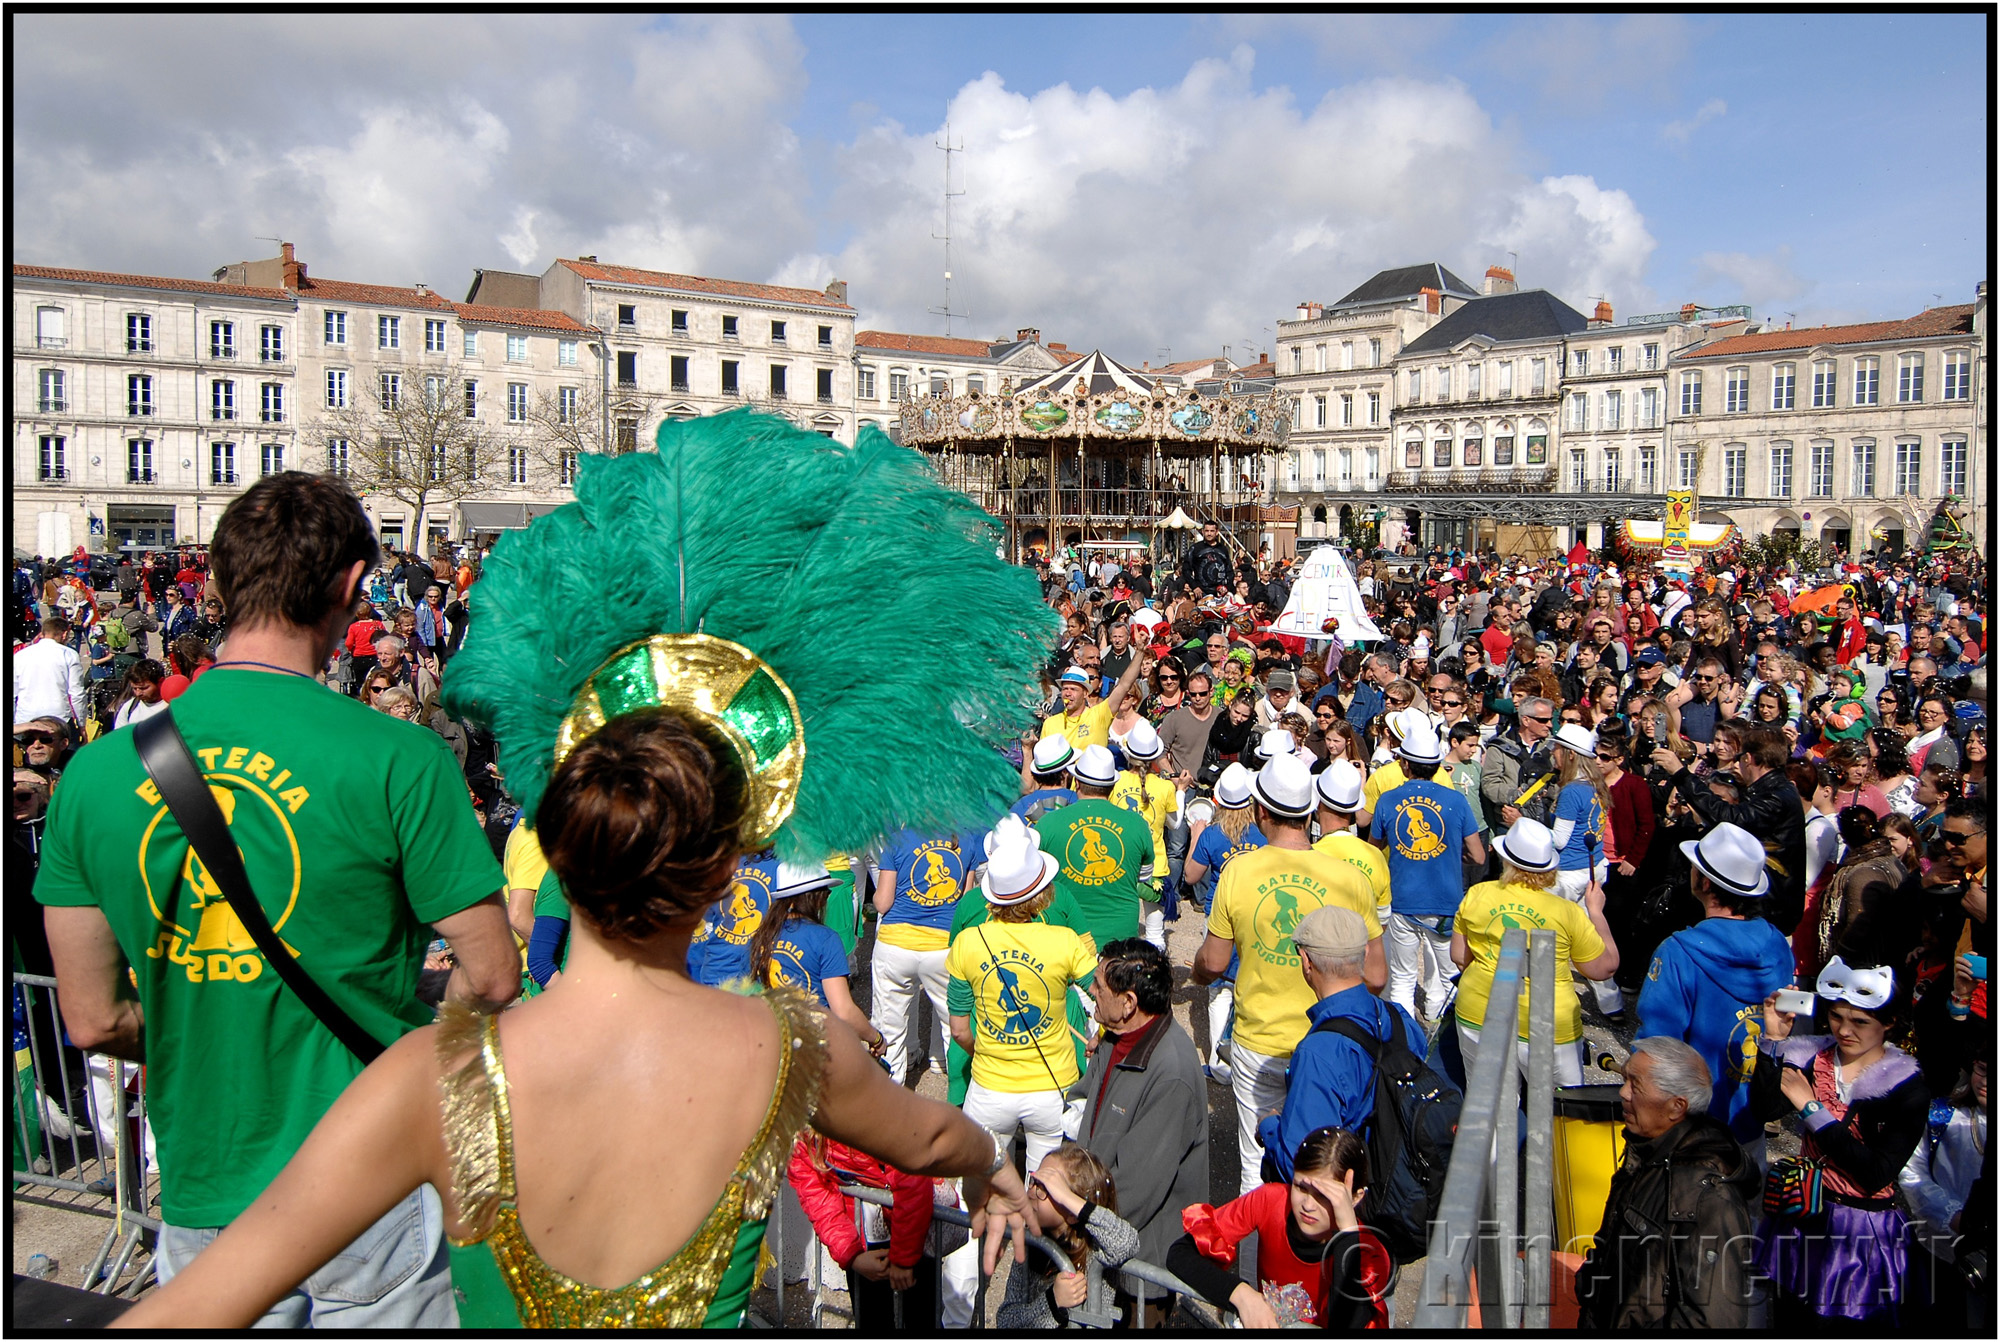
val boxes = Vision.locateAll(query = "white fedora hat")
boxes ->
[1254,727,1296,762]
[1213,761,1254,809]
[1072,743,1118,788]
[1494,817,1559,873]
[1552,722,1599,757]
[1252,753,1317,819]
[982,815,1059,905]
[1396,719,1446,766]
[1679,821,1771,899]
[1123,719,1165,762]
[1314,758,1365,813]
[772,862,836,899]
[1030,734,1077,777]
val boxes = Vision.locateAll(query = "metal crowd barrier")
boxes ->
[11,972,160,1297]
[1413,928,1558,1328]
[761,1179,1216,1329]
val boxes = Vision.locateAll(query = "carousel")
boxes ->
[896,349,1294,563]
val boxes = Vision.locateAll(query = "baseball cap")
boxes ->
[1292,906,1371,960]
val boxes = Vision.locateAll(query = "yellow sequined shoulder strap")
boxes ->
[733,983,829,1218]
[436,1002,515,1242]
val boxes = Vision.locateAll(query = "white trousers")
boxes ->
[962,1081,1066,1173]
[1457,1019,1585,1089]
[870,941,949,1084]
[1228,1041,1290,1196]
[1205,981,1235,1064]
[1554,870,1626,1015]
[1385,912,1456,1020]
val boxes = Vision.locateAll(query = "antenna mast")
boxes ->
[929,121,969,335]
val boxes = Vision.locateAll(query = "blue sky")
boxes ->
[13,13,1987,356]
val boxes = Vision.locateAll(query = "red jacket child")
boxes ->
[786,1136,933,1275]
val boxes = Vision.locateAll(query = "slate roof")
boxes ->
[1400,290,1589,355]
[1335,262,1479,308]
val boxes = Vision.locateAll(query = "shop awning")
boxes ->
[459,502,530,531]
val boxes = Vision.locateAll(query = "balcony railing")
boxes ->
[616,378,638,390]
[817,393,835,405]
[670,380,691,393]
[126,469,156,484]
[768,388,788,401]
[720,386,741,398]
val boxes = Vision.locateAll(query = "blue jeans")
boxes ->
[155,1184,456,1328]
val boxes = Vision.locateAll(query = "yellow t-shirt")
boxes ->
[946,921,1098,1093]
[1362,761,1407,815]
[1040,699,1115,751]
[1454,879,1604,1044]
[1110,770,1176,877]
[502,822,550,964]
[1313,830,1391,913]
[502,822,549,894]
[1208,844,1382,1059]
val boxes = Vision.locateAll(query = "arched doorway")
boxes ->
[1869,510,1906,557]
[1816,509,1852,555]
[1337,504,1354,541]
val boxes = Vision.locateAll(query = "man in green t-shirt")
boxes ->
[36,473,518,1328]
[1032,744,1155,955]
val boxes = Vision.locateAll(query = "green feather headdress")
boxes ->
[440,411,1057,863]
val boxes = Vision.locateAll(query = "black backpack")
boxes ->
[1310,1010,1461,1262]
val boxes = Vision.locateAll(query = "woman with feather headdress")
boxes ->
[116,412,1055,1329]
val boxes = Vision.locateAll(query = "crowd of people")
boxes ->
[10,487,1991,1331]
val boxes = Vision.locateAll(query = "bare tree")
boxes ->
[322,362,490,533]
[521,378,670,483]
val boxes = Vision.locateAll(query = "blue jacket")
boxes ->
[1635,916,1796,1144]
[1345,680,1385,734]
[1258,985,1425,1181]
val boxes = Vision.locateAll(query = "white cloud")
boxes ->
[1662,99,1728,145]
[12,14,1664,359]
[1693,246,1813,308]
[813,61,1660,353]
[1480,15,1697,108]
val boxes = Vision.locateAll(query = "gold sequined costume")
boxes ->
[436,986,827,1328]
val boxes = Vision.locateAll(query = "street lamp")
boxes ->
[586,336,612,455]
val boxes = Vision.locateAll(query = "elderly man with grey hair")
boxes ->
[1254,905,1425,1184]
[1574,1038,1763,1329]
[1480,693,1559,830]
[369,634,438,706]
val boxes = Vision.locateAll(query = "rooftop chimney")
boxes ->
[1295,301,1324,321]
[824,279,848,305]
[1591,299,1614,328]
[577,254,598,263]
[1680,303,1699,322]
[1017,328,1041,345]
[1483,266,1517,296]
[1420,286,1441,315]
[279,241,304,289]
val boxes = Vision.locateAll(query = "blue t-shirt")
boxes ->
[877,830,983,944]
[686,852,777,986]
[767,917,849,1008]
[1190,821,1268,907]
[1377,778,1479,916]
[1553,781,1605,873]
[1012,788,1078,824]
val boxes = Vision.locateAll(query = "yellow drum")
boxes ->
[1552,1083,1626,1257]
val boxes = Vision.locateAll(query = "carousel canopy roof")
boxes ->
[1011,350,1155,399]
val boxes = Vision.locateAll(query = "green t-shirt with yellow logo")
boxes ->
[33,670,503,1227]
[1034,798,1154,954]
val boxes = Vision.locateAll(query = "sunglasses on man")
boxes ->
[15,730,62,746]
[1941,828,1983,847]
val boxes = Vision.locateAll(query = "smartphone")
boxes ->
[1774,988,1817,1016]
[1967,954,1990,981]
